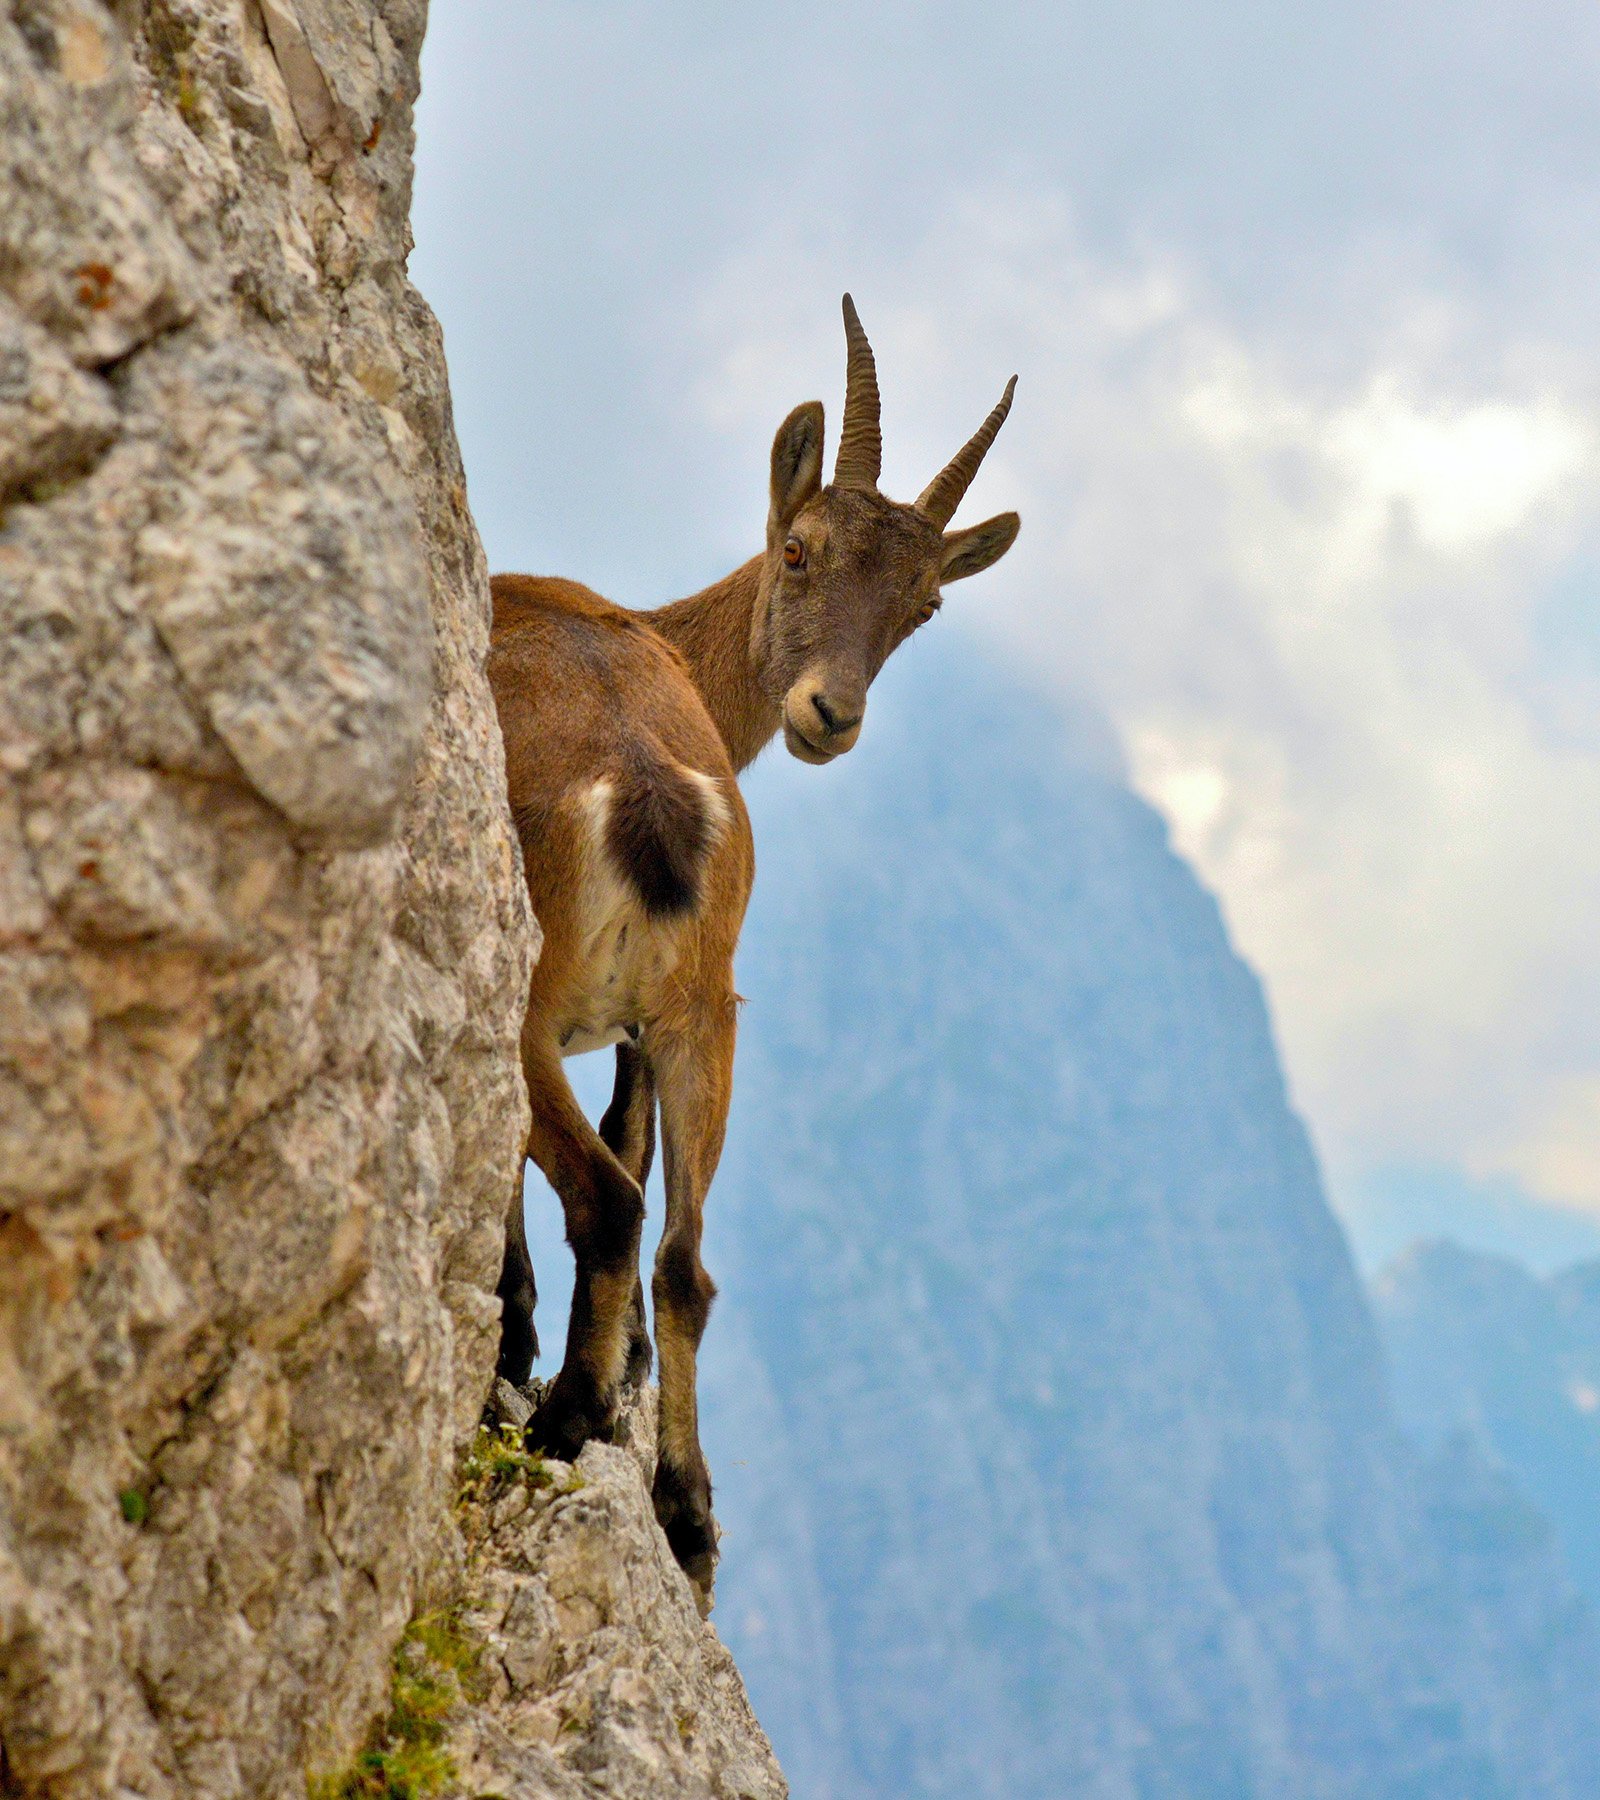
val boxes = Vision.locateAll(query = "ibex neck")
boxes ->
[642,556,779,773]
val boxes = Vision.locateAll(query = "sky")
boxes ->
[411,0,1600,1272]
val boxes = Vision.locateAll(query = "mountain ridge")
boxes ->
[680,627,1600,1798]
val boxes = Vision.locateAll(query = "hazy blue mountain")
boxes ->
[1374,1240,1600,1614]
[675,630,1600,1798]
[525,630,1600,1795]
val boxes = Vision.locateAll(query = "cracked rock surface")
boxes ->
[0,1,536,1793]
[454,1385,788,1800]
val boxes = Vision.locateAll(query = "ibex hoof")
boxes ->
[525,1373,614,1461]
[684,1553,715,1619]
[653,1461,717,1615]
[494,1320,538,1389]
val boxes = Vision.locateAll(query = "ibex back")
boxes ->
[489,297,1020,1612]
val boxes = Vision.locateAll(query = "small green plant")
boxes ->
[118,1488,149,1525]
[455,1423,551,1517]
[556,1693,593,1738]
[306,1610,484,1800]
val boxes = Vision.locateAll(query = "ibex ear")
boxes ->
[940,511,1020,583]
[770,401,825,532]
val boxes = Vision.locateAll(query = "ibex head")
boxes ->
[753,295,1020,764]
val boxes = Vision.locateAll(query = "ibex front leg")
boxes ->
[598,1039,657,1390]
[522,1038,645,1460]
[647,995,735,1615]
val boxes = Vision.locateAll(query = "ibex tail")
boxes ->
[604,742,728,920]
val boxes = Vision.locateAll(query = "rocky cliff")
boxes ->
[0,4,779,1796]
[446,1381,785,1800]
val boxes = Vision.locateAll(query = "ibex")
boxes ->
[489,297,1019,1610]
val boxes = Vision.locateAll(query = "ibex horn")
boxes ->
[833,293,882,490]
[916,375,1018,528]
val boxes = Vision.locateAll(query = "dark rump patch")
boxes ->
[605,745,717,919]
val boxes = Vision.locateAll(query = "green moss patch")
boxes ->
[455,1422,552,1518]
[306,1609,485,1800]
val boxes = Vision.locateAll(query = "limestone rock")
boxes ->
[0,5,786,1794]
[454,1387,788,1800]
[0,0,536,1793]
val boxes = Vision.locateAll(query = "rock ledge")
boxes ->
[446,1383,787,1800]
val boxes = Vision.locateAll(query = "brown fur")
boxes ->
[488,300,1019,1613]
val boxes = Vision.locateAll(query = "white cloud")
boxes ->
[1499,1079,1600,1210]
[686,192,1600,1222]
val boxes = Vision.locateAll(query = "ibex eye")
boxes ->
[783,537,805,568]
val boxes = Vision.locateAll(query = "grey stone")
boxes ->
[488,1375,535,1432]
[0,0,535,1792]
[0,6,780,1796]
[0,303,117,504]
[452,1386,788,1800]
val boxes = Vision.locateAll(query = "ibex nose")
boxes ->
[810,692,862,739]
[783,672,866,762]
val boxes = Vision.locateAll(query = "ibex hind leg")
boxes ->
[648,999,735,1614]
[599,1039,657,1390]
[494,1184,539,1384]
[521,1041,645,1461]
